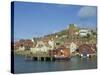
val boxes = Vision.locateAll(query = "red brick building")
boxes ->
[49,46,70,59]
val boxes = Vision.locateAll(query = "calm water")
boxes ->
[14,55,97,74]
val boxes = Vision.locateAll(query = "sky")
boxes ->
[13,1,97,40]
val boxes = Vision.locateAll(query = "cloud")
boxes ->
[78,6,97,18]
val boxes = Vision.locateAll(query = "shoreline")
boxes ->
[14,50,97,62]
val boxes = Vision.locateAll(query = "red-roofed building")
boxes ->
[49,46,70,60]
[78,44,96,58]
[14,39,34,51]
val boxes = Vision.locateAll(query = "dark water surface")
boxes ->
[14,55,97,74]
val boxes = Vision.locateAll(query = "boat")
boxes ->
[54,55,70,60]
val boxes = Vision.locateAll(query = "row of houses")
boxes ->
[14,39,34,50]
[14,38,55,52]
[14,38,96,58]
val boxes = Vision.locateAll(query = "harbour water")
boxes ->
[14,55,97,74]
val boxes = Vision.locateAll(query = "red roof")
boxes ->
[78,44,95,54]
[14,39,34,48]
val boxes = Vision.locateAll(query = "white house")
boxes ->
[48,40,55,50]
[79,29,91,37]
[70,42,77,53]
[18,46,25,51]
[31,41,51,53]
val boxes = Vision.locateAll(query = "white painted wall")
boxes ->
[79,29,90,37]
[70,42,77,53]
[31,41,51,53]
[18,46,25,51]
[48,40,55,50]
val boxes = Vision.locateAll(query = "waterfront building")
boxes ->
[31,41,51,53]
[49,45,70,59]
[48,40,55,50]
[70,42,77,54]
[78,44,95,58]
[14,39,33,51]
[24,39,34,50]
[18,46,25,51]
[14,40,25,51]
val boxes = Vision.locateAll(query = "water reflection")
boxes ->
[14,55,97,74]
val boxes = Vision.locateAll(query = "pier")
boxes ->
[15,51,56,61]
[15,50,71,61]
[25,56,55,61]
[24,52,71,61]
[25,53,55,61]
